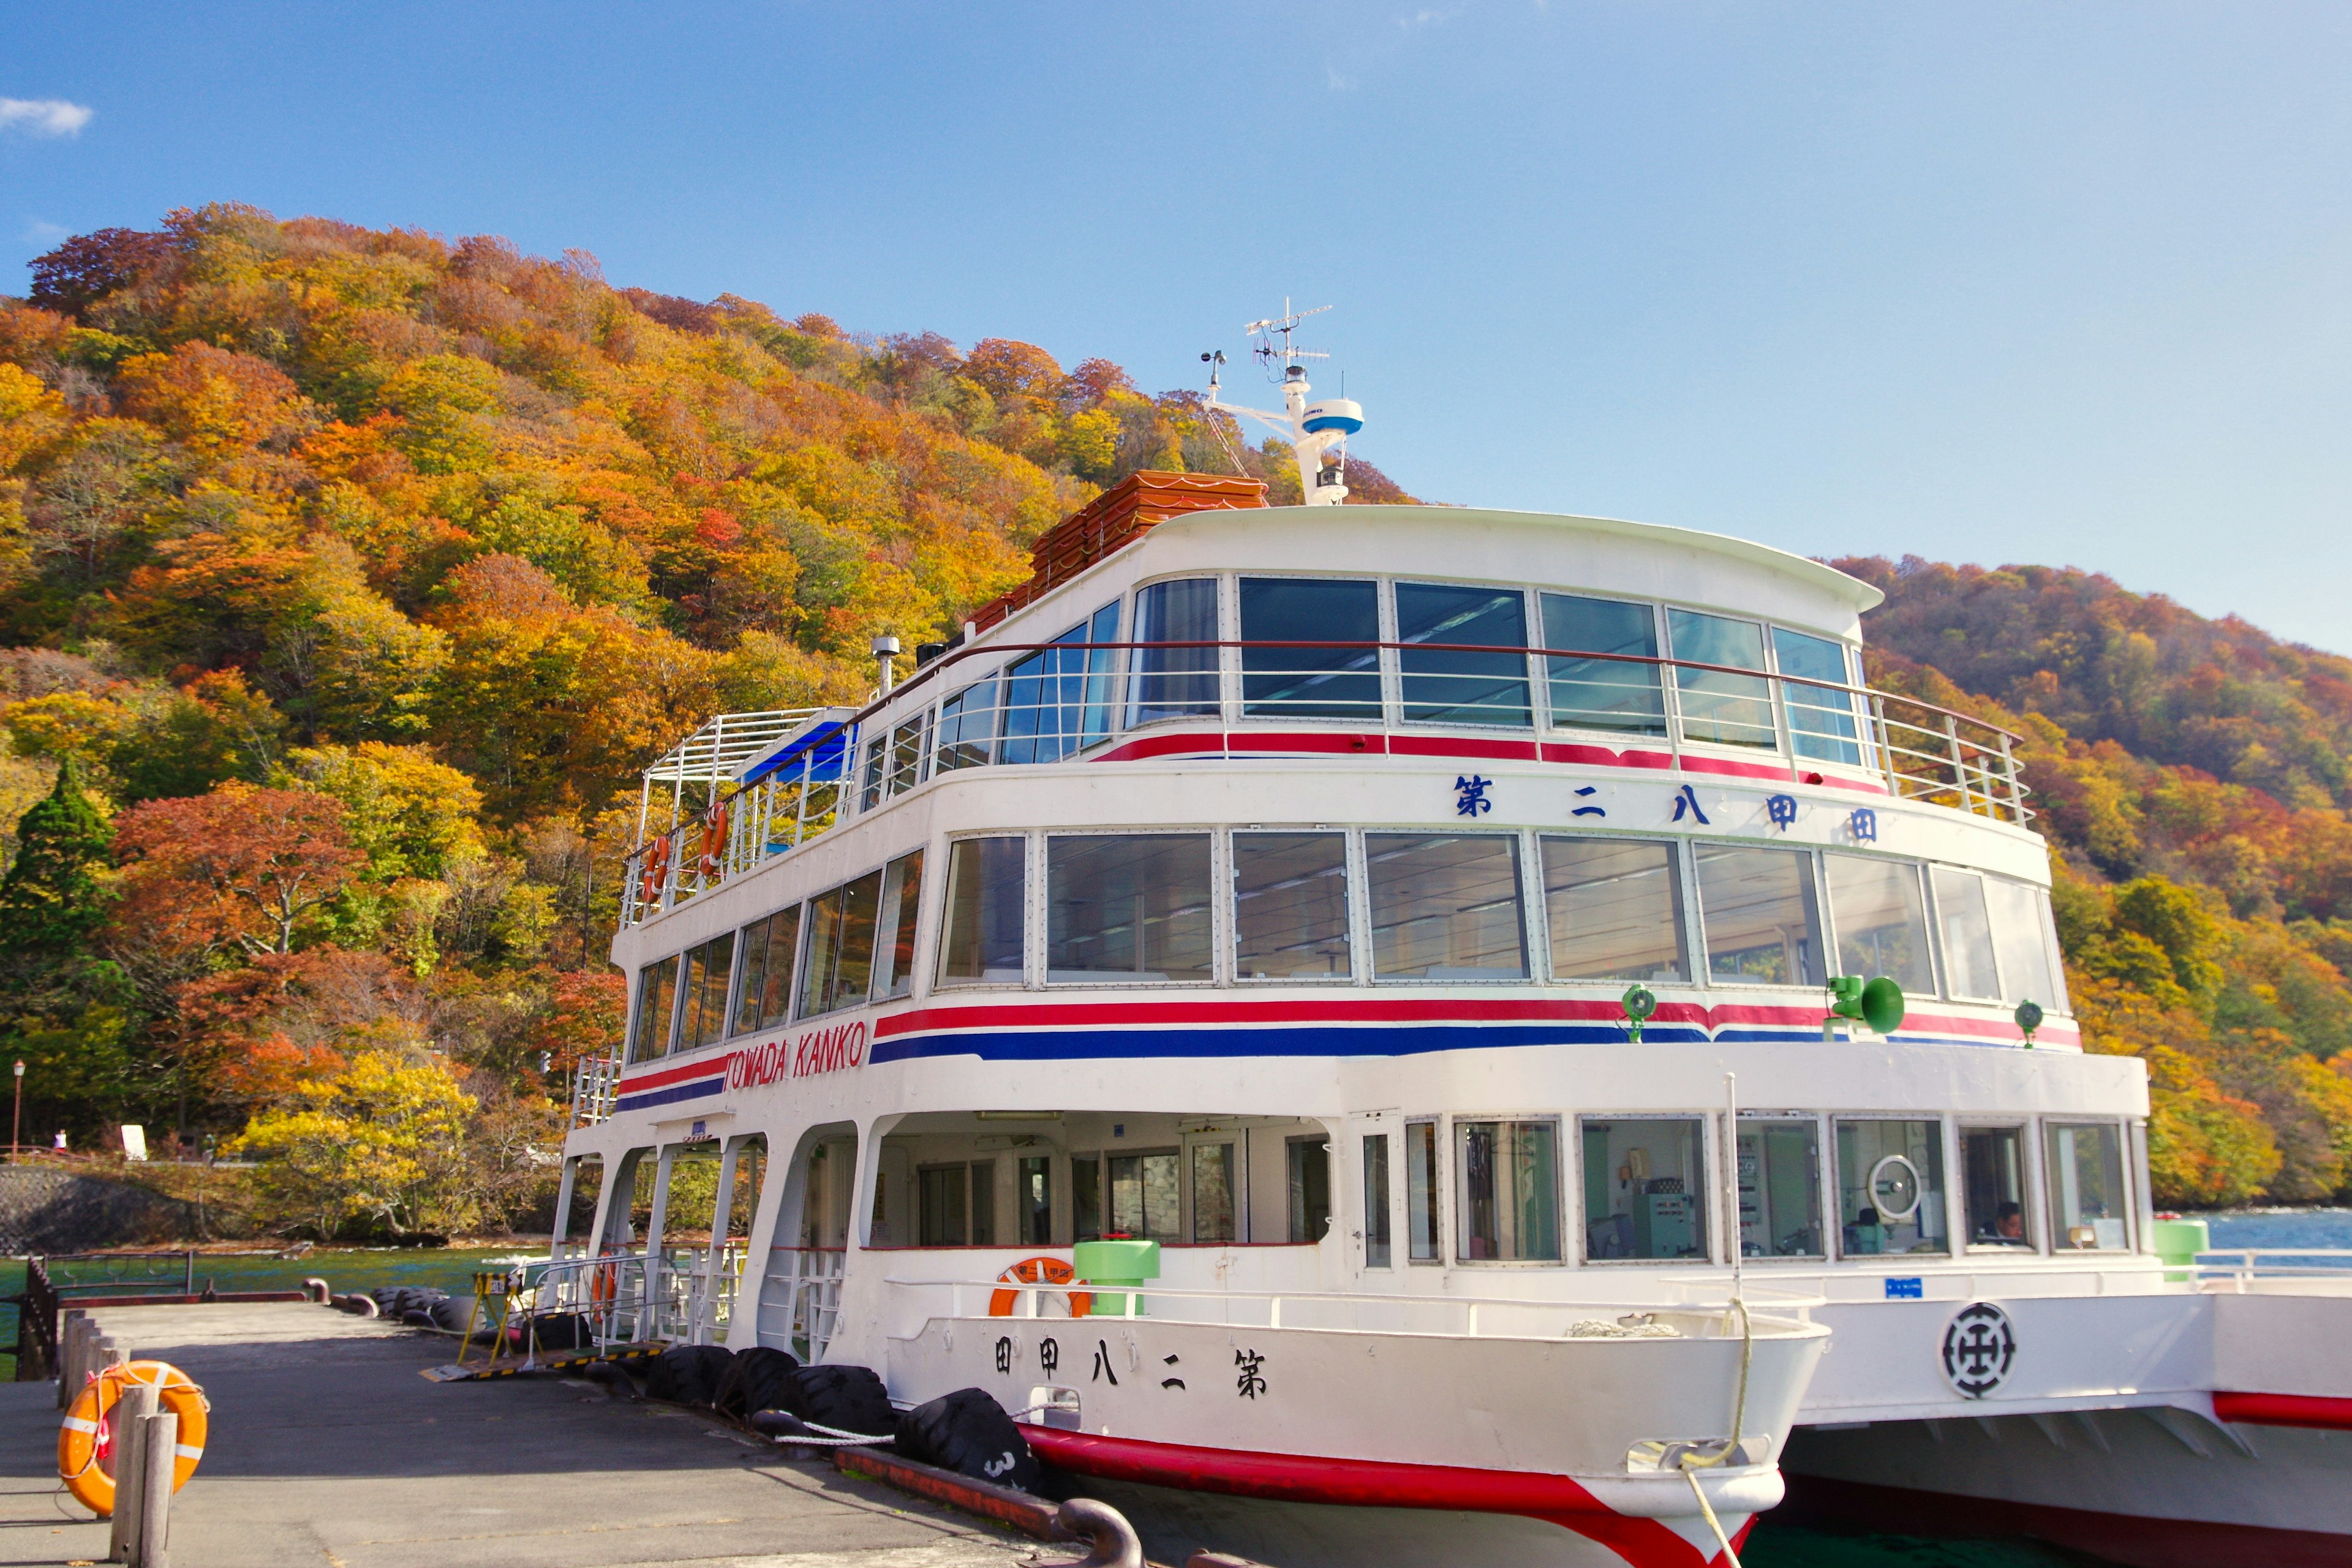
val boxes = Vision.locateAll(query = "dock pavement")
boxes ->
[1,1302,1041,1568]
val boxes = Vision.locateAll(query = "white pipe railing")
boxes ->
[2193,1248,2352,1292]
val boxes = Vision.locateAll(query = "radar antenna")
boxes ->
[1202,300,1363,507]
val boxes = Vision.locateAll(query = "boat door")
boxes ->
[1345,1110,1403,1275]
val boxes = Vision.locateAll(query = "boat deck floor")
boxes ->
[1,1302,1035,1568]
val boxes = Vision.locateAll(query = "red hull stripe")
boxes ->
[1022,1426,1744,1568]
[2214,1391,2352,1431]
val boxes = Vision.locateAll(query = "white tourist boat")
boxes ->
[552,314,2352,1568]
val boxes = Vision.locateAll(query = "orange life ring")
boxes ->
[695,802,729,877]
[590,1254,618,1306]
[989,1256,1093,1319]
[58,1360,208,1516]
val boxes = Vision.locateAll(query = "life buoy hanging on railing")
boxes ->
[638,834,673,907]
[989,1256,1092,1319]
[58,1359,209,1515]
[695,801,729,878]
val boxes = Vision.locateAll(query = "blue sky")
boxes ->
[6,2,2349,650]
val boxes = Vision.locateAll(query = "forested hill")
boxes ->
[0,205,2341,1234]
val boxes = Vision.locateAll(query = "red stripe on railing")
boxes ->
[2213,1392,2352,1431]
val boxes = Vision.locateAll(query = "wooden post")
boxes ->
[109,1381,158,1559]
[58,1313,87,1408]
[134,1410,175,1567]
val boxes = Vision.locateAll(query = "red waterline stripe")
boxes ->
[2213,1392,2352,1431]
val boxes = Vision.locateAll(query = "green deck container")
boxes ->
[2152,1216,2209,1283]
[1072,1238,1160,1317]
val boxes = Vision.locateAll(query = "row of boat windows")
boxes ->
[626,830,2066,1062]
[861,575,1868,801]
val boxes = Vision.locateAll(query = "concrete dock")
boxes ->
[3,1303,1041,1568]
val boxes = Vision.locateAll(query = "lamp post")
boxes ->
[10,1060,22,1164]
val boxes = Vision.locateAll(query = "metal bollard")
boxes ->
[109,1381,158,1559]
[1040,1498,1144,1568]
[134,1410,175,1567]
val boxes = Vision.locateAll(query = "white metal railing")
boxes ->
[760,1247,848,1362]
[529,1251,655,1346]
[2194,1248,2352,1291]
[570,1055,620,1128]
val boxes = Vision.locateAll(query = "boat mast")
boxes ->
[1204,301,1365,505]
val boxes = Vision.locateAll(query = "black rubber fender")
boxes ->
[783,1363,895,1438]
[714,1345,800,1421]
[644,1343,734,1406]
[894,1387,1040,1493]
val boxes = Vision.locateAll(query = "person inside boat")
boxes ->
[1995,1202,2025,1242]
[1843,1206,1885,1255]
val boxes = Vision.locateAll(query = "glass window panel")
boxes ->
[918,1164,968,1246]
[1363,1134,1393,1268]
[1934,869,2001,1001]
[934,678,998,772]
[1081,601,1121,745]
[630,956,679,1063]
[1366,833,1529,980]
[676,933,734,1052]
[1668,609,1776,750]
[1541,837,1688,982]
[1737,1118,1823,1259]
[1826,854,1935,993]
[732,907,801,1035]
[1108,1151,1181,1243]
[1407,1121,1442,1262]
[1695,845,1823,987]
[1129,578,1220,724]
[1287,1135,1331,1243]
[859,732,888,809]
[969,1160,996,1246]
[1963,1126,2034,1249]
[1773,628,1862,765]
[1457,1120,1560,1261]
[887,714,928,795]
[1541,594,1665,736]
[1580,1118,1706,1261]
[1835,1118,1949,1257]
[1071,1154,1101,1242]
[1986,878,2064,1014]
[1396,582,1532,727]
[1234,832,1351,980]
[872,851,923,1000]
[1047,835,1214,983]
[1191,1143,1237,1243]
[938,837,1027,987]
[1001,621,1090,765]
[800,869,883,1017]
[1240,577,1381,720]
[2046,1122,2129,1251]
[1019,1155,1053,1245]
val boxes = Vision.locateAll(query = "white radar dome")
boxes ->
[1302,398,1363,435]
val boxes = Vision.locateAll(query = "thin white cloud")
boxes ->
[0,99,94,137]
[21,220,69,244]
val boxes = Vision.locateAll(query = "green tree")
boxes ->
[0,758,113,956]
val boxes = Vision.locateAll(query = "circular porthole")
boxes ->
[1868,1153,1923,1221]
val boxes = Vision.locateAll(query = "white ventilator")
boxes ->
[1204,302,1365,505]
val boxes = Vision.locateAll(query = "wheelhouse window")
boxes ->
[1129,578,1219,724]
[1457,1120,1560,1261]
[1406,1120,1442,1263]
[859,733,888,810]
[1581,1117,1706,1261]
[1395,582,1532,727]
[1835,1118,1948,1257]
[2047,1122,2129,1251]
[801,867,883,1017]
[1825,854,1935,993]
[938,837,1026,987]
[1668,610,1776,750]
[886,714,928,796]
[1000,618,1093,765]
[1240,577,1380,720]
[1932,869,2002,1001]
[871,851,924,1000]
[1986,878,2066,1013]
[1365,833,1529,980]
[1541,593,1665,736]
[677,932,735,1052]
[1109,1149,1182,1243]
[1962,1125,2034,1250]
[934,678,997,772]
[1736,1118,1824,1259]
[629,955,680,1063]
[1233,832,1351,980]
[1540,837,1688,982]
[732,907,801,1035]
[1046,834,1213,983]
[1694,845,1823,986]
[1773,628,1861,765]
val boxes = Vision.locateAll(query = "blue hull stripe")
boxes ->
[869,1023,1999,1065]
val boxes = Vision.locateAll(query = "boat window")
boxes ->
[800,867,883,1017]
[1363,1134,1393,1268]
[1288,1134,1332,1243]
[1080,600,1122,744]
[1233,832,1351,981]
[1985,877,2065,1014]
[1192,1142,1238,1243]
[1406,1120,1442,1264]
[870,851,924,1001]
[1071,1153,1102,1242]
[1962,1126,2034,1250]
[886,713,928,796]
[1395,582,1532,728]
[859,731,888,809]
[733,906,801,1035]
[1773,628,1861,765]
[677,932,736,1052]
[1694,845,1823,987]
[1540,837,1688,982]
[1458,1120,1561,1261]
[1825,854,1936,993]
[1581,1118,1706,1261]
[1108,1149,1182,1243]
[1018,1155,1052,1245]
[1001,619,1091,765]
[970,1160,997,1246]
[934,677,997,772]
[1540,594,1665,736]
[1128,578,1220,725]
[1365,833,1529,980]
[1834,1118,1949,1257]
[2047,1122,2129,1251]
[629,954,681,1063]
[1736,1118,1824,1259]
[938,837,1027,987]
[1668,610,1776,750]
[1932,869,2001,1001]
[918,1163,968,1246]
[1046,834,1214,984]
[1239,577,1381,720]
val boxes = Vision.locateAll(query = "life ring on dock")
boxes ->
[58,1360,209,1515]
[989,1257,1091,1319]
[590,1256,619,1306]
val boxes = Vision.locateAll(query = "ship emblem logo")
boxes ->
[1940,1302,2017,1398]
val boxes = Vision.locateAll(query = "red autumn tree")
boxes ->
[110,785,365,970]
